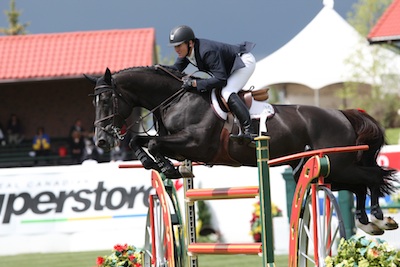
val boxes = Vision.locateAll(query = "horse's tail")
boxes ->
[341,109,384,159]
[341,109,398,196]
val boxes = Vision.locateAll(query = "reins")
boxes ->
[154,64,184,82]
[133,65,214,134]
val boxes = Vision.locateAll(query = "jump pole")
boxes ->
[255,136,275,267]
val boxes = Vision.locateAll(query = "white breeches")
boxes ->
[221,52,256,101]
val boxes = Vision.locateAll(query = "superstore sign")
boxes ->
[0,164,152,232]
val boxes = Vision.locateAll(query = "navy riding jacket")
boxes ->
[172,38,255,92]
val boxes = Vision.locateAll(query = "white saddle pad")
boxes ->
[210,89,275,134]
[210,89,275,120]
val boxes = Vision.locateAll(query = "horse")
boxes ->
[85,66,398,236]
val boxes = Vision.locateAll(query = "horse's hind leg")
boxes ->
[370,184,399,231]
[353,186,384,235]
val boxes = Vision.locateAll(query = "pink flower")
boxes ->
[367,248,380,258]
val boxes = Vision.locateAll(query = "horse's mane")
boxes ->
[114,65,187,79]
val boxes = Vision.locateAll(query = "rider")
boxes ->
[168,25,257,143]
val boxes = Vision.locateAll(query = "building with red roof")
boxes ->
[0,28,156,82]
[0,28,157,141]
[368,0,400,49]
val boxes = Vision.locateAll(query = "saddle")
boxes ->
[215,87,269,112]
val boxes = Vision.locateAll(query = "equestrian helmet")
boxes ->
[169,25,195,46]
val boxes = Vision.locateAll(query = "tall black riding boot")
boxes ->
[227,93,257,143]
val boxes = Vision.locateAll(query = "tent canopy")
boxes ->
[246,1,400,90]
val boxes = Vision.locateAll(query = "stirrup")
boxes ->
[229,132,256,144]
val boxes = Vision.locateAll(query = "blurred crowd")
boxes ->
[0,115,132,166]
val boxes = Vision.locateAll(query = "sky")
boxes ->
[0,0,359,61]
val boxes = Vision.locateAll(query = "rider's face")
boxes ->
[174,41,193,58]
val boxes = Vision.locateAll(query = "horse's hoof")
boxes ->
[356,220,384,235]
[371,216,399,230]
[178,165,194,178]
[164,169,183,179]
[144,161,159,171]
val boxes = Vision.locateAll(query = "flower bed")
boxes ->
[96,244,143,267]
[325,235,400,267]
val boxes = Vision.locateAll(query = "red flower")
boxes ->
[253,233,261,242]
[114,243,128,252]
[129,255,136,262]
[96,256,105,266]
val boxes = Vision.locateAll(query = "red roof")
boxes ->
[368,0,400,43]
[0,28,156,82]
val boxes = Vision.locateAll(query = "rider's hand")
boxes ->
[182,77,194,90]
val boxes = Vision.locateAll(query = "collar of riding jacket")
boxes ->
[186,45,197,66]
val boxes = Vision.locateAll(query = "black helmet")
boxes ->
[169,25,195,46]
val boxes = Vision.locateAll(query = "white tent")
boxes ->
[246,0,400,94]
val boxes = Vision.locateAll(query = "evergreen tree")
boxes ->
[0,0,29,35]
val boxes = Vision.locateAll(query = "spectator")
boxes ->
[69,119,86,138]
[110,143,126,162]
[0,122,6,146]
[69,130,85,164]
[32,127,51,164]
[81,137,100,163]
[7,114,23,145]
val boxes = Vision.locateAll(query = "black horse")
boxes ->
[85,66,398,235]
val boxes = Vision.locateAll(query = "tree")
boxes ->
[340,0,400,128]
[0,0,29,35]
[347,0,392,36]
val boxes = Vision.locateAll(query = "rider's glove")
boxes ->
[182,77,194,90]
[197,87,207,93]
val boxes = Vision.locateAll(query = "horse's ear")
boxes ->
[83,73,97,84]
[104,68,112,85]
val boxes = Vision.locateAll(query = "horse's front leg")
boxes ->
[147,132,198,179]
[152,153,182,179]
[129,135,160,172]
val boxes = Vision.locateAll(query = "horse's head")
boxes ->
[85,68,131,150]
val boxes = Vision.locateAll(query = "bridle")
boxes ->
[92,82,129,141]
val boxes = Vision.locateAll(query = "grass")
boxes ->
[386,128,400,145]
[0,251,289,267]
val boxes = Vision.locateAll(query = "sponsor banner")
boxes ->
[0,161,288,255]
[378,145,400,171]
[1,144,399,255]
[0,162,152,237]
